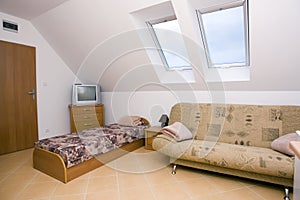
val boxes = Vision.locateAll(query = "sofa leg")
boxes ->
[171,164,177,175]
[283,187,290,200]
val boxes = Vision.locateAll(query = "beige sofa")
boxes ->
[152,103,300,187]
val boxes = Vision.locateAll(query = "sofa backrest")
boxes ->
[169,103,300,148]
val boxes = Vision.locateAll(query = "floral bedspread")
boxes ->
[35,124,148,168]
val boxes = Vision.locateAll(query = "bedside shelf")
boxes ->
[144,126,162,150]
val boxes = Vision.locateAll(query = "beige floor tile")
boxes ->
[73,170,92,180]
[0,173,8,183]
[89,165,117,177]
[173,167,204,182]
[14,164,38,176]
[206,174,245,192]
[32,172,58,183]
[0,190,23,200]
[0,153,13,161]
[0,172,36,186]
[0,156,27,166]
[0,191,18,200]
[85,190,119,200]
[248,184,288,200]
[191,193,223,200]
[53,179,89,196]
[151,181,190,200]
[134,152,171,173]
[211,188,264,200]
[87,176,118,193]
[0,149,32,163]
[181,177,220,198]
[0,183,28,200]
[118,172,147,190]
[110,154,141,173]
[0,162,21,174]
[120,186,155,200]
[50,194,85,200]
[18,181,58,199]
[145,167,177,186]
[0,148,294,200]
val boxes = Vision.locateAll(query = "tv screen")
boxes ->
[72,84,100,105]
[77,86,96,101]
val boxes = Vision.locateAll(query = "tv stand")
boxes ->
[69,104,104,132]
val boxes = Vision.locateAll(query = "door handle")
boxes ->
[27,88,35,100]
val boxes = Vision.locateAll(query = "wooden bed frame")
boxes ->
[33,139,144,183]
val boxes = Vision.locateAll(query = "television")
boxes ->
[72,84,101,105]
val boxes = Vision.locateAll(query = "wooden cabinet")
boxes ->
[144,126,162,150]
[69,104,104,132]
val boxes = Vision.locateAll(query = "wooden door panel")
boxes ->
[0,40,38,154]
[0,41,17,153]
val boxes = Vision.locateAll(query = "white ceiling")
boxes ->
[0,0,70,20]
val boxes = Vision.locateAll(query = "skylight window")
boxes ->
[196,0,249,68]
[147,18,192,70]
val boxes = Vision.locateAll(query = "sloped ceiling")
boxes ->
[31,0,172,92]
[0,0,221,92]
[1,0,300,92]
[0,0,70,20]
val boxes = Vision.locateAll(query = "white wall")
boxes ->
[0,12,76,139]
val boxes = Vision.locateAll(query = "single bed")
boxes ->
[33,117,149,183]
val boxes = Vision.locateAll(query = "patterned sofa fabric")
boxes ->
[152,103,300,185]
[153,136,294,179]
[168,103,300,148]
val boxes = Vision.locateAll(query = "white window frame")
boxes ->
[146,17,192,71]
[196,0,249,69]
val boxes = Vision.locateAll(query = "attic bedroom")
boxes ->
[0,0,300,199]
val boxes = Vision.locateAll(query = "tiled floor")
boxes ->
[0,148,293,200]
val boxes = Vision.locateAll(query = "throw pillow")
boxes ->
[271,133,298,156]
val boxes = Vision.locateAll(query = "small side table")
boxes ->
[145,126,162,150]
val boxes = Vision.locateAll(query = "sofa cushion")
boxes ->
[169,103,300,148]
[153,136,294,179]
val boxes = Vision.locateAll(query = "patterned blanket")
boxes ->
[35,124,148,168]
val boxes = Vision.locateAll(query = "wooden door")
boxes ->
[0,40,38,154]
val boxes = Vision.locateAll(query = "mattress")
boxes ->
[35,123,148,168]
